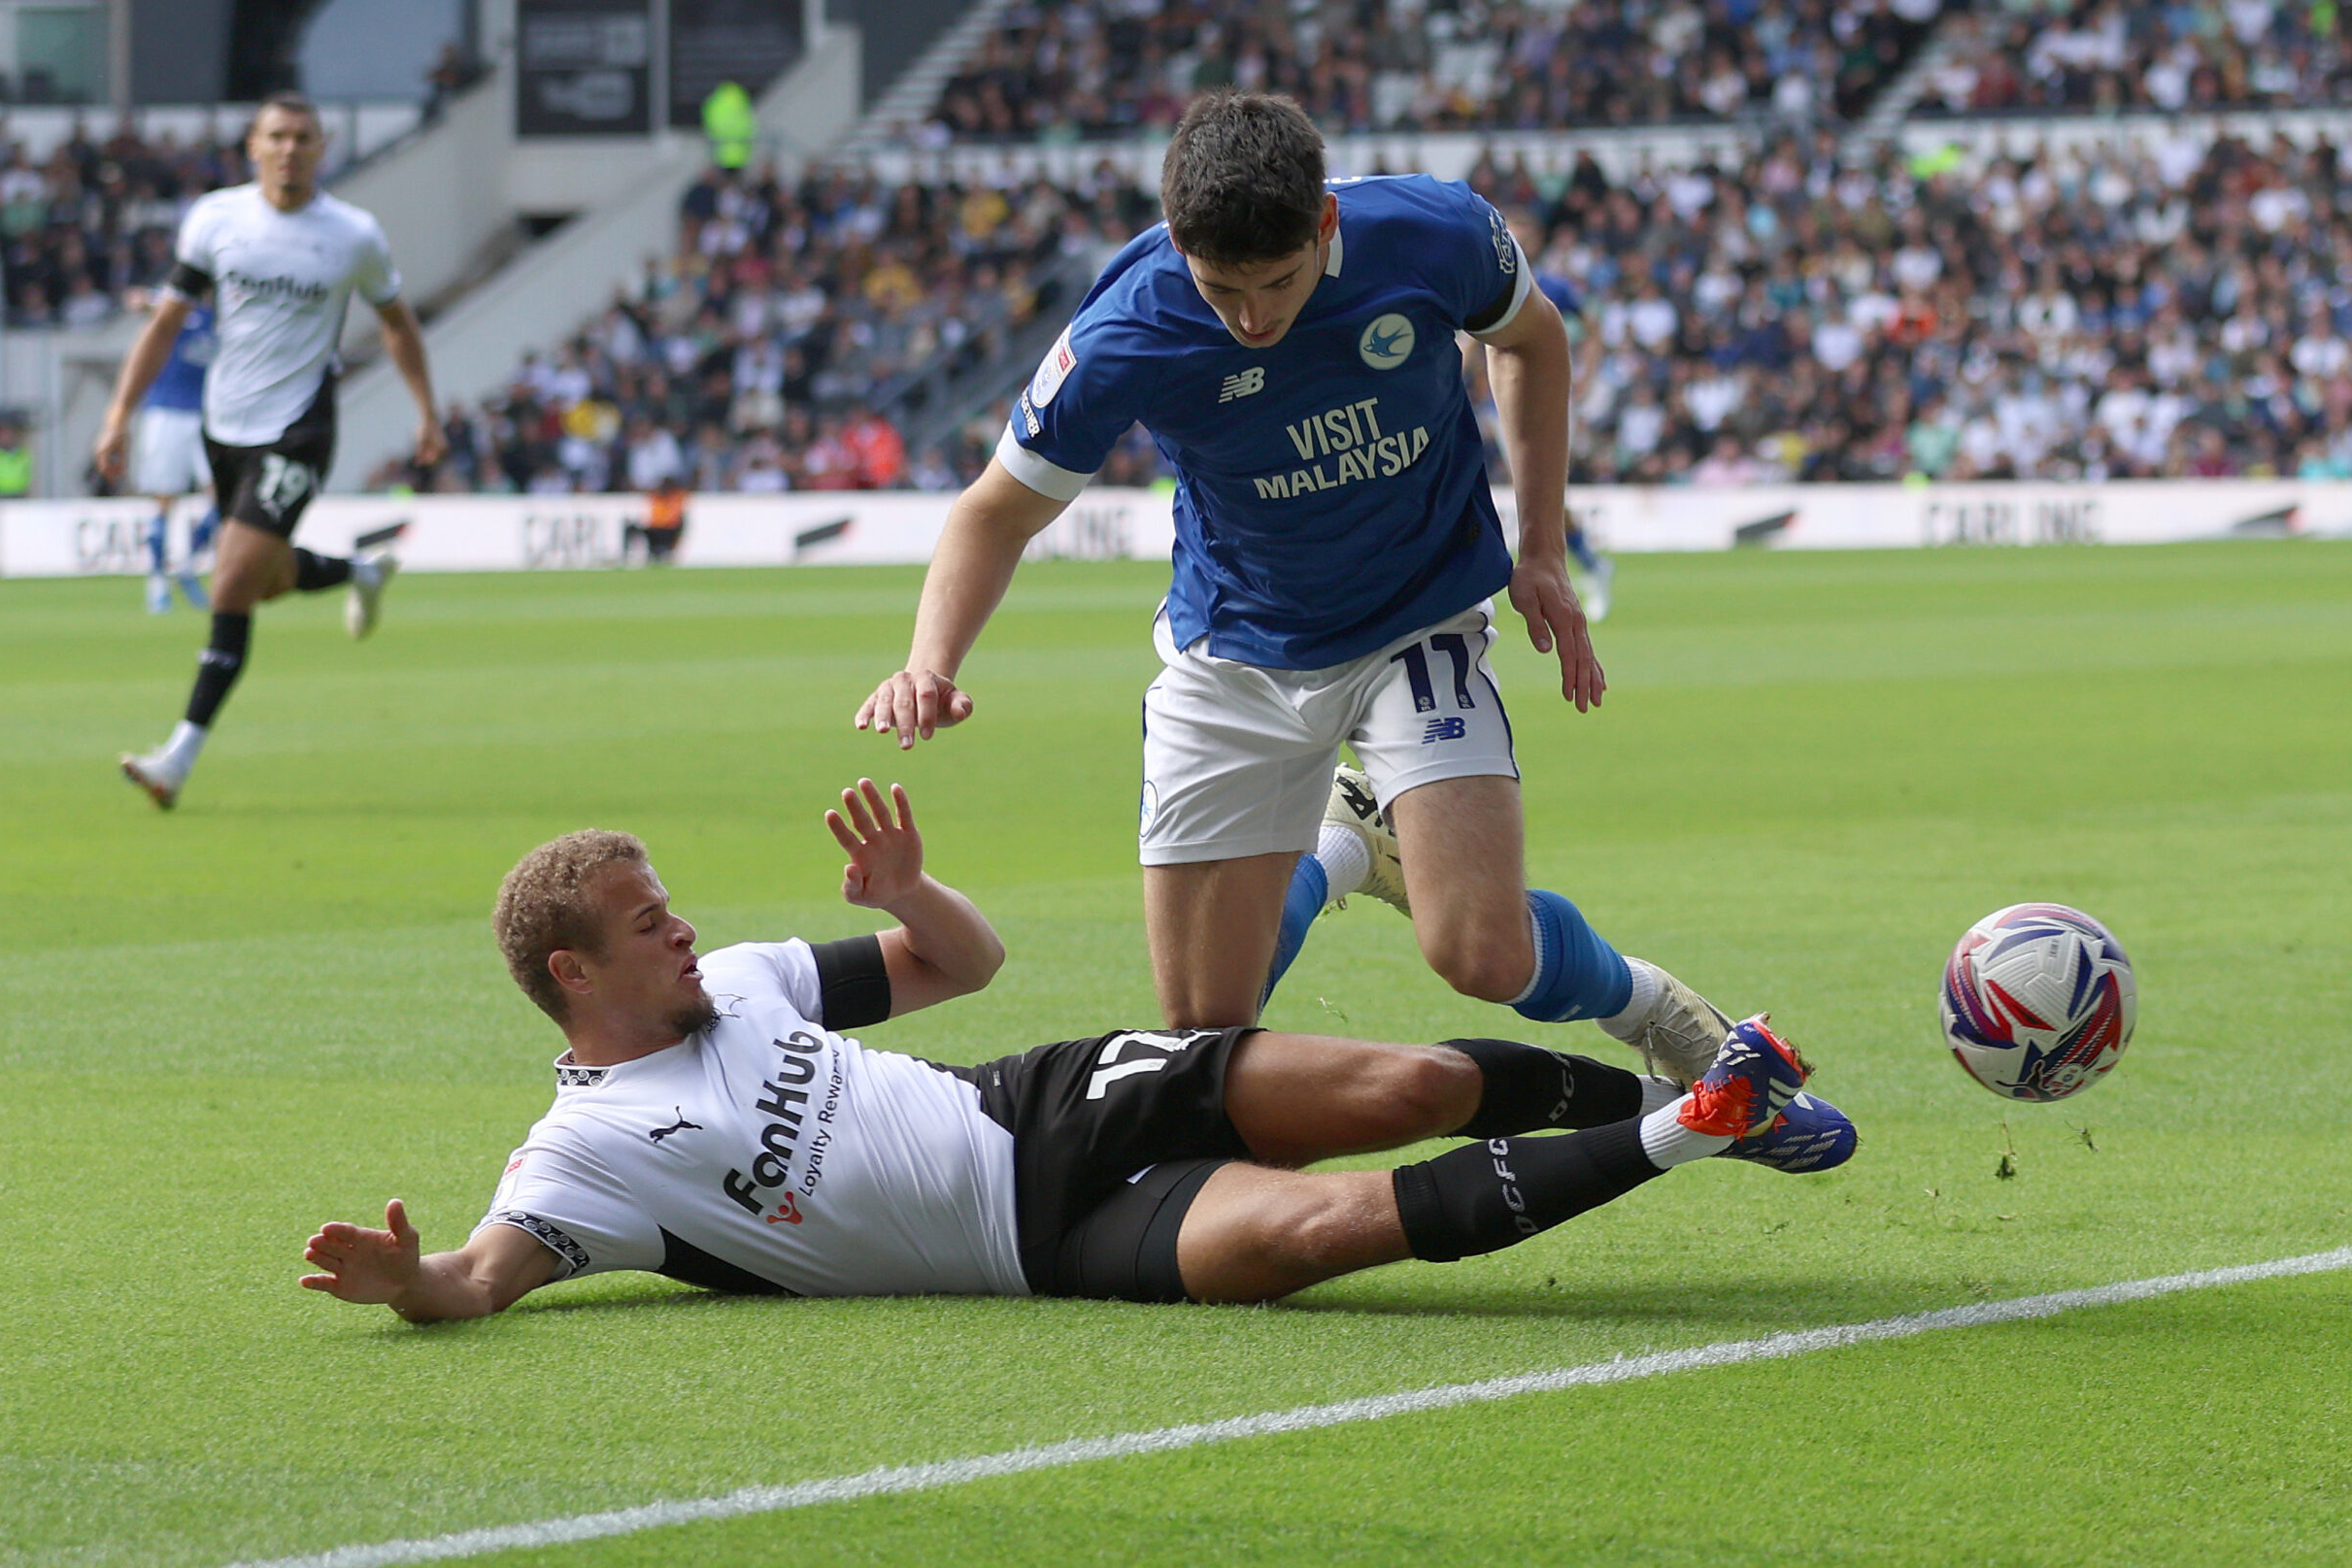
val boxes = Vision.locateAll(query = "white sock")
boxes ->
[1637,1075,1683,1115]
[1638,1097,1732,1169]
[1597,956,1664,1042]
[161,720,207,775]
[1316,822,1371,901]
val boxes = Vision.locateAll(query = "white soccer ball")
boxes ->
[1939,903,2135,1102]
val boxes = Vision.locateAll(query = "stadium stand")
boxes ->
[1471,125,2352,483]
[2,123,242,327]
[389,162,1154,493]
[1921,2,2352,116]
[927,0,1942,136]
[409,115,2352,495]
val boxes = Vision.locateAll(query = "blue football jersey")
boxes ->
[997,174,1534,670]
[146,304,216,413]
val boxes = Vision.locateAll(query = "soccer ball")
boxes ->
[1939,903,2135,1102]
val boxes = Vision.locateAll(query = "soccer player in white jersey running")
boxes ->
[94,92,446,810]
[298,781,1854,1318]
[857,92,1753,1090]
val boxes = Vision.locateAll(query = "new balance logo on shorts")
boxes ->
[1218,367,1265,403]
[1422,717,1467,744]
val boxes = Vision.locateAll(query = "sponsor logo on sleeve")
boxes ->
[1029,328,1078,407]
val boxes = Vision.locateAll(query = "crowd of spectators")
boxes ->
[1924,1,2352,117]
[1462,125,2352,484]
[928,0,1940,141]
[412,117,2352,496]
[393,162,1156,495]
[2,118,242,328]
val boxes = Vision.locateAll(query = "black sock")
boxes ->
[185,612,252,727]
[1392,1121,1662,1262]
[292,549,351,591]
[1445,1037,1644,1138]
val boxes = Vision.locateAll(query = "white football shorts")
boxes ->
[132,407,209,497]
[1138,600,1520,866]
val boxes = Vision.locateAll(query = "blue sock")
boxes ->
[1259,855,1329,1012]
[188,507,218,556]
[1511,888,1632,1023]
[1566,527,1601,574]
[146,512,168,573]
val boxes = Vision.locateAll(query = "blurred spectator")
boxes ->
[625,472,689,563]
[423,40,486,120]
[0,416,30,496]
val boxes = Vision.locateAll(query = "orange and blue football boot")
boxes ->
[1678,1014,1810,1138]
[1719,1090,1858,1173]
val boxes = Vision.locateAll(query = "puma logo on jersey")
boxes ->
[648,1110,702,1143]
[1219,367,1265,402]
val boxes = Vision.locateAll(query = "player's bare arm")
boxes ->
[1479,286,1604,712]
[374,297,446,467]
[856,458,1069,749]
[93,291,195,483]
[300,1198,557,1322]
[824,777,1005,1016]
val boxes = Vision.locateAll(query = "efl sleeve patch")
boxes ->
[810,933,891,1029]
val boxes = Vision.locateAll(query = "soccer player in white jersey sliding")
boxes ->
[299,781,1854,1318]
[857,92,1751,1089]
[94,92,445,810]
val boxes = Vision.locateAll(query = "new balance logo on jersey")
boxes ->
[648,1110,701,1144]
[1422,717,1467,744]
[1219,367,1265,403]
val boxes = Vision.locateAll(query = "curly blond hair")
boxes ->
[492,830,648,1022]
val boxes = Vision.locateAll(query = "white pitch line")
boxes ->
[223,1245,2352,1568]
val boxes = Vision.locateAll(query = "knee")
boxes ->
[1420,933,1533,1005]
[1367,1047,1481,1141]
[1413,903,1535,1005]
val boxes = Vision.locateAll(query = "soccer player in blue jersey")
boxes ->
[123,290,219,614]
[857,93,1784,1101]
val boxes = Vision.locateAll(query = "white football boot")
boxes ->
[1599,957,1735,1084]
[1323,764,1411,916]
[119,749,185,810]
[346,552,399,640]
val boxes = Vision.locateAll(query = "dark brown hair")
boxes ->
[248,90,322,139]
[1159,91,1327,268]
[493,830,649,1022]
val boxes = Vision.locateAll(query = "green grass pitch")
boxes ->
[3,540,2349,1566]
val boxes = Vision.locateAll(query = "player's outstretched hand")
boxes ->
[827,779,923,909]
[300,1198,422,1304]
[414,415,448,468]
[854,670,974,751]
[1508,557,1606,713]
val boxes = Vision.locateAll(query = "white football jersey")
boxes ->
[166,184,402,447]
[475,941,1029,1298]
